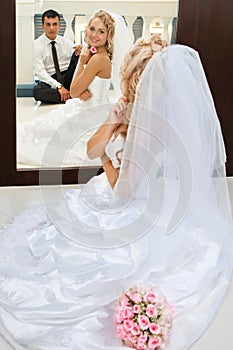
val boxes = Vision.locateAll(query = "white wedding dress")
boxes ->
[17,76,112,167]
[1,45,233,350]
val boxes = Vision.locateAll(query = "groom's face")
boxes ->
[42,16,61,41]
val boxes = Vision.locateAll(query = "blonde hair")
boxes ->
[120,34,168,105]
[85,10,115,61]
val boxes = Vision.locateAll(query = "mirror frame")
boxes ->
[0,0,16,186]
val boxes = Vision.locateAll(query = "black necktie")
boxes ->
[50,41,63,83]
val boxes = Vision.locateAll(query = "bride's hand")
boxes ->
[113,123,128,140]
[108,96,128,127]
[79,89,92,101]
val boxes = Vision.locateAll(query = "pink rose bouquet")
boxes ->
[114,285,174,349]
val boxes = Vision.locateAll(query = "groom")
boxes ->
[33,9,91,104]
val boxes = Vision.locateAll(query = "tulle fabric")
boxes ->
[0,44,233,350]
[109,12,133,97]
[116,44,232,236]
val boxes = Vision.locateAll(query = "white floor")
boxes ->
[0,179,233,349]
[16,97,70,169]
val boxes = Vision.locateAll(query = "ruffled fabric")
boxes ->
[0,173,232,350]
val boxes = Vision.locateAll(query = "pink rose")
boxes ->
[116,324,127,339]
[144,292,156,304]
[123,306,134,319]
[130,292,142,303]
[119,293,130,306]
[146,305,158,318]
[131,323,141,336]
[90,46,97,54]
[126,333,136,343]
[138,315,150,330]
[149,323,161,335]
[148,336,161,349]
[114,310,124,323]
[138,333,148,343]
[133,304,141,313]
[123,319,134,331]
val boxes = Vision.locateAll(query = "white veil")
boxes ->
[115,44,233,237]
[109,12,133,98]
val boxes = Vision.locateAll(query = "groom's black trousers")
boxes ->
[33,52,79,104]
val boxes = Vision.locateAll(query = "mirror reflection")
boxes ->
[16,0,178,169]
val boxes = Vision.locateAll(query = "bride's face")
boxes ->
[87,17,108,49]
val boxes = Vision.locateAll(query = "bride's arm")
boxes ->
[70,53,110,98]
[87,98,128,161]
[102,159,120,189]
[87,120,117,161]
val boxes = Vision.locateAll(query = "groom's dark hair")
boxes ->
[42,9,60,24]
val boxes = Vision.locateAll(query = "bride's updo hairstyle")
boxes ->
[120,34,168,106]
[85,10,115,61]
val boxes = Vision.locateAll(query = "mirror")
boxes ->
[16,0,178,171]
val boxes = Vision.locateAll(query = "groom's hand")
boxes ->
[73,44,82,56]
[58,86,71,102]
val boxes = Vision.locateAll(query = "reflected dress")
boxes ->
[17,76,112,167]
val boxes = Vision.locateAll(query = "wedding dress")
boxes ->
[1,45,233,350]
[17,76,112,167]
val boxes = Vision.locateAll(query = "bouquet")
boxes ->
[114,285,174,350]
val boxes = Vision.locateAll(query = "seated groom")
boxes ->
[33,9,82,104]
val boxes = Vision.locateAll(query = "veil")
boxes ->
[109,12,133,98]
[115,44,233,236]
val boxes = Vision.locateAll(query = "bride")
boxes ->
[1,35,233,350]
[17,10,132,167]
